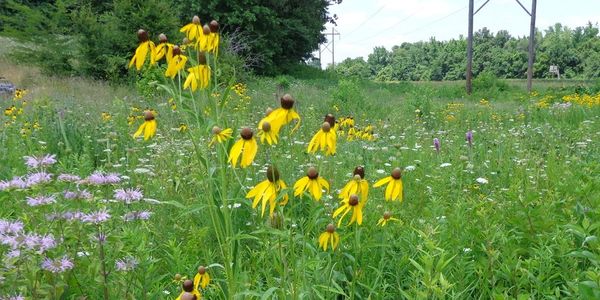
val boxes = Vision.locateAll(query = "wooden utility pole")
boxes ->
[527,0,537,92]
[466,0,537,94]
[466,0,474,94]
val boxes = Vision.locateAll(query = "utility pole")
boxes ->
[466,0,474,94]
[319,27,340,69]
[466,0,537,94]
[527,0,537,92]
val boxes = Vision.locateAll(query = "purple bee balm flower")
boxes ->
[57,174,81,182]
[433,138,440,152]
[26,171,53,187]
[122,210,152,221]
[6,249,21,259]
[0,181,8,191]
[86,171,121,185]
[115,256,138,272]
[7,177,28,189]
[38,234,56,252]
[64,190,92,200]
[62,211,84,221]
[136,210,152,220]
[41,256,74,273]
[466,130,473,147]
[82,209,111,224]
[23,154,57,169]
[26,195,56,207]
[0,220,23,234]
[23,233,40,250]
[114,188,143,204]
[1,294,25,300]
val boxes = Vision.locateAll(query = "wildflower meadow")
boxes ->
[1,14,600,300]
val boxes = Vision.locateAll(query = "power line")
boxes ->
[345,4,388,36]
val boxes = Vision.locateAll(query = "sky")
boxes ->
[315,0,600,68]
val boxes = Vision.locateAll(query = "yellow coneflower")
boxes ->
[209,126,233,146]
[133,110,157,141]
[128,29,156,71]
[196,24,211,51]
[246,165,288,217]
[257,121,278,145]
[183,53,210,91]
[127,115,135,125]
[4,105,16,116]
[175,279,201,300]
[14,89,26,100]
[339,116,354,128]
[293,167,329,201]
[228,127,258,168]
[318,223,340,251]
[258,94,301,134]
[373,167,403,202]
[333,194,365,226]
[165,46,188,79]
[307,119,337,156]
[193,266,210,289]
[178,123,188,133]
[376,211,401,227]
[339,166,369,201]
[154,33,175,62]
[180,16,204,42]
[207,20,220,55]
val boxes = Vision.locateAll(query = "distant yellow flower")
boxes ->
[180,16,204,42]
[228,127,258,168]
[175,280,201,300]
[338,116,354,128]
[307,120,336,156]
[258,94,301,134]
[373,167,403,202]
[258,121,278,145]
[154,33,175,62]
[209,126,233,146]
[293,167,329,201]
[183,53,210,91]
[318,223,340,251]
[178,123,188,133]
[133,111,157,140]
[128,29,156,71]
[14,89,26,100]
[376,211,400,227]
[333,194,365,226]
[339,166,368,201]
[193,266,210,289]
[4,105,16,116]
[127,115,135,125]
[101,112,111,122]
[246,165,288,217]
[165,46,188,79]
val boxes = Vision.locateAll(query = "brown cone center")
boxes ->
[280,94,295,109]
[307,167,319,179]
[240,127,253,140]
[349,194,359,206]
[391,168,402,180]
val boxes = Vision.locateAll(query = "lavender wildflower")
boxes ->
[23,154,57,169]
[57,174,81,182]
[62,211,85,221]
[4,177,28,190]
[82,209,111,224]
[41,256,74,273]
[26,195,56,207]
[26,171,53,187]
[122,210,153,221]
[114,188,143,204]
[115,256,138,272]
[87,171,121,185]
[433,138,440,152]
[0,294,25,300]
[64,189,92,200]
[0,220,24,234]
[466,130,473,147]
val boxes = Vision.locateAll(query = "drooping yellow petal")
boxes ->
[310,180,322,201]
[240,139,258,168]
[133,121,146,139]
[385,180,394,200]
[144,119,157,140]
[228,139,244,167]
[317,177,330,192]
[293,177,310,196]
[373,176,392,187]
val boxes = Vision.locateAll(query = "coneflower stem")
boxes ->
[97,226,109,300]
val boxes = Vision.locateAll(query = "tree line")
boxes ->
[334,23,600,81]
[0,0,341,80]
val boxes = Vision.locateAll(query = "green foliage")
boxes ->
[335,23,600,81]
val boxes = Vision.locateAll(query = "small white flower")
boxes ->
[404,165,416,171]
[440,163,452,168]
[463,247,472,253]
[376,169,385,174]
[476,177,489,184]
